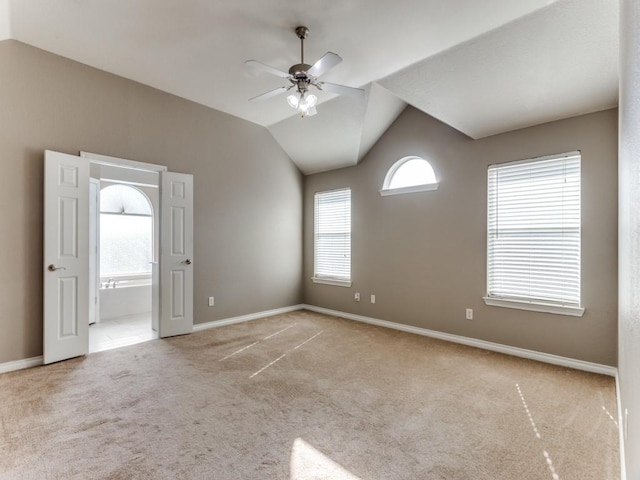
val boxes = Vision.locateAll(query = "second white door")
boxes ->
[159,171,194,337]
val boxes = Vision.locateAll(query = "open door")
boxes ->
[43,150,89,364]
[159,171,194,337]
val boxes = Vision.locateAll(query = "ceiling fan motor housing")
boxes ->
[289,64,314,93]
[289,64,312,75]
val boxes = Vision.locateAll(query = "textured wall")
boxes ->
[619,0,640,476]
[0,40,303,364]
[304,106,618,366]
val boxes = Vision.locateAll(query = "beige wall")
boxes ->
[619,0,640,476]
[304,106,618,366]
[0,40,303,364]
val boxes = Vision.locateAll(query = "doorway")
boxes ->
[88,164,160,353]
[44,150,194,364]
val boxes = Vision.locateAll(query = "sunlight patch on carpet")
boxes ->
[601,405,618,426]
[290,438,361,480]
[516,383,560,480]
[264,323,298,339]
[219,341,259,361]
[249,331,324,378]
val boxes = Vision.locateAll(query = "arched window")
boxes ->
[380,156,439,196]
[100,185,153,276]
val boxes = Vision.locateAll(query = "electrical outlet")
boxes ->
[466,308,473,320]
[371,294,376,304]
[208,296,214,307]
[354,292,360,302]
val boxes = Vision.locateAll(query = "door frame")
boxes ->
[82,152,195,339]
[81,151,166,336]
[88,177,100,325]
[81,151,168,175]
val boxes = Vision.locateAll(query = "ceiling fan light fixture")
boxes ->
[288,92,318,117]
[304,94,317,108]
[287,94,300,108]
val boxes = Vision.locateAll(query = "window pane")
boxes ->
[387,157,437,189]
[314,189,351,281]
[487,153,581,307]
[100,214,152,276]
[100,184,152,215]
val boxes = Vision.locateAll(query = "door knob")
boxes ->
[48,264,66,272]
[183,259,192,265]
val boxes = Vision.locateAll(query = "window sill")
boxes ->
[483,297,585,317]
[379,183,439,196]
[312,277,352,288]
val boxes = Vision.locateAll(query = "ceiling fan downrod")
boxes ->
[296,26,308,64]
[289,26,312,77]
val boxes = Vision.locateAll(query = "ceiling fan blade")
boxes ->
[307,52,342,77]
[321,82,364,99]
[248,86,289,102]
[245,60,290,78]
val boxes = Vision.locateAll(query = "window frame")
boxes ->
[483,151,585,317]
[312,187,352,287]
[380,156,439,196]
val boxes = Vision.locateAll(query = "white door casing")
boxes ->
[88,178,100,325]
[43,150,90,364]
[159,172,194,337]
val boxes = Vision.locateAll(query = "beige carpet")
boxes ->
[0,310,619,479]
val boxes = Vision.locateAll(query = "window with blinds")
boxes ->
[485,152,584,316]
[313,188,352,286]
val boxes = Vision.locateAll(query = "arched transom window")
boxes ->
[100,184,153,276]
[380,156,439,196]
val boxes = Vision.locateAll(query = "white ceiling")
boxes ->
[2,0,618,174]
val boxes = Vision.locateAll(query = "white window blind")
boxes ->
[486,152,581,310]
[314,188,351,284]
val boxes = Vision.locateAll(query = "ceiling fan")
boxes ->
[245,26,364,117]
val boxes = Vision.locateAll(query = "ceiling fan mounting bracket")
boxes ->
[295,26,309,40]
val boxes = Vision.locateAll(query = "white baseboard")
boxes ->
[192,304,305,332]
[1,306,618,380]
[302,304,618,377]
[616,373,627,480]
[0,356,44,375]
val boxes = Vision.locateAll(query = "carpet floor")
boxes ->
[0,310,620,479]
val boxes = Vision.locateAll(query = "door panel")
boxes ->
[59,277,78,336]
[44,150,89,364]
[171,270,185,318]
[172,206,185,254]
[159,172,193,337]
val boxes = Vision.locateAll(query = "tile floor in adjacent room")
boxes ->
[89,313,157,353]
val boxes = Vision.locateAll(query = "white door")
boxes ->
[159,172,194,337]
[43,150,89,364]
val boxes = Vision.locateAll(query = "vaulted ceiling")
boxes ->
[0,0,618,174]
